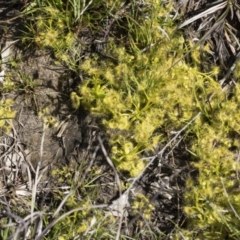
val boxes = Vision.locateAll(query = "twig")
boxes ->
[98,136,122,196]
[97,136,126,239]
[52,190,74,218]
[0,15,23,23]
[31,124,45,224]
[115,211,124,240]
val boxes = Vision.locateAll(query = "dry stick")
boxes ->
[22,211,43,239]
[56,114,72,138]
[97,136,123,240]
[97,136,122,196]
[178,231,187,240]
[4,210,28,240]
[12,211,42,240]
[52,190,74,218]
[165,133,185,159]
[115,210,124,240]
[0,14,23,23]
[31,124,45,224]
[35,212,43,239]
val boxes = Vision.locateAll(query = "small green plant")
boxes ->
[0,99,16,132]
[130,193,155,220]
[22,2,81,70]
[175,83,240,239]
[22,0,128,71]
[38,106,59,128]
[72,2,221,177]
[173,49,240,240]
[47,164,119,240]
[17,72,36,94]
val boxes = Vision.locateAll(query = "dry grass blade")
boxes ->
[167,2,231,72]
[219,51,240,86]
[178,1,227,29]
[8,211,43,240]
[77,0,93,22]
[31,125,45,224]
[52,190,74,218]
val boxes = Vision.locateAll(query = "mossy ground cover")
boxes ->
[1,0,240,239]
